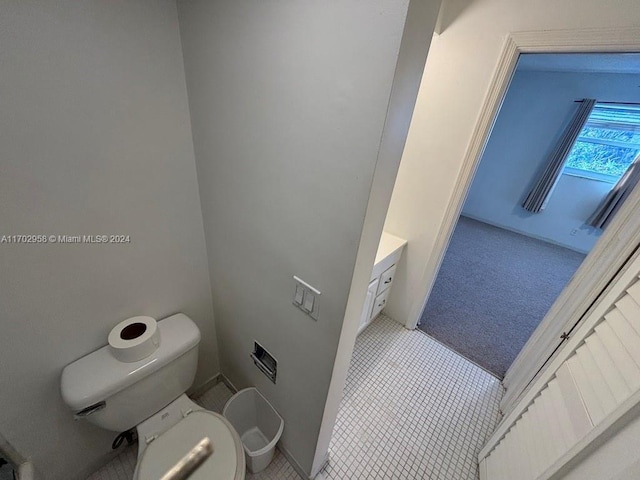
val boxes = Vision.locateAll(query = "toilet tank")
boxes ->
[61,313,201,432]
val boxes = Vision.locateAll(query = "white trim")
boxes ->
[186,372,223,398]
[219,374,239,395]
[562,167,619,184]
[405,33,520,330]
[403,26,640,415]
[575,135,640,150]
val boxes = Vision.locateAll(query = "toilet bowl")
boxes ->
[61,314,245,480]
[134,395,244,480]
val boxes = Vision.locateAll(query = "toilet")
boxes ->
[60,313,245,480]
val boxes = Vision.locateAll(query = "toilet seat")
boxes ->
[136,410,245,480]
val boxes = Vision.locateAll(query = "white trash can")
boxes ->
[223,387,284,474]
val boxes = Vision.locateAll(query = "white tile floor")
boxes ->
[318,314,504,480]
[86,383,301,480]
[89,314,503,480]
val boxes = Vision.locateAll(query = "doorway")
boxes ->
[418,52,640,378]
[314,26,640,478]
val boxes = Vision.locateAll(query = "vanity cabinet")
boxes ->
[357,232,407,335]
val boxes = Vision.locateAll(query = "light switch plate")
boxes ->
[293,275,320,320]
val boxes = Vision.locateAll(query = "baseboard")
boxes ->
[219,374,239,394]
[188,372,223,398]
[278,444,313,480]
[460,213,592,255]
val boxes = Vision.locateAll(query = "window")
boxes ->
[564,103,640,183]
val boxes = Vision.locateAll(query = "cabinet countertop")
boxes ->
[375,232,407,266]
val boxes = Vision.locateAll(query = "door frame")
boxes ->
[404,26,640,413]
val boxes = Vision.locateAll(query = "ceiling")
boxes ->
[517,53,640,75]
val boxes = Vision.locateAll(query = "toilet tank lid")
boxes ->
[61,313,200,411]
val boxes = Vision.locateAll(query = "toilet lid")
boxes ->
[137,410,245,480]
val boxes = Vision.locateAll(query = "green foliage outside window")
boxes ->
[565,127,640,178]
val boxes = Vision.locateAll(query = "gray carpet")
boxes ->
[419,216,586,378]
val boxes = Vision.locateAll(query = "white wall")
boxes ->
[0,2,217,479]
[176,0,419,473]
[383,0,640,324]
[310,0,441,473]
[462,69,640,254]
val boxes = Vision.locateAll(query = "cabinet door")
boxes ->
[358,279,379,333]
[377,264,397,295]
[370,288,390,321]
